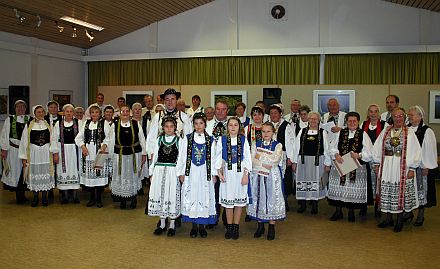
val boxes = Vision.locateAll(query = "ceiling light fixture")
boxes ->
[36,15,42,28]
[13,8,25,23]
[85,29,94,42]
[55,21,64,32]
[72,26,77,38]
[60,16,104,31]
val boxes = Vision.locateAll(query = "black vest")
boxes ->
[114,120,142,155]
[337,128,366,165]
[276,121,289,151]
[84,119,105,145]
[157,139,179,164]
[300,129,324,156]
[59,119,78,144]
[30,129,50,146]
[9,116,30,139]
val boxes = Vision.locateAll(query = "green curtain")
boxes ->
[325,53,440,84]
[88,55,320,103]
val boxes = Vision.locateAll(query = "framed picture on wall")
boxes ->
[0,88,8,120]
[211,90,247,116]
[50,90,73,111]
[313,90,355,115]
[123,91,153,108]
[429,90,440,124]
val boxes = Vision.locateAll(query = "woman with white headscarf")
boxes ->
[52,104,81,204]
[19,105,58,207]
[404,105,438,226]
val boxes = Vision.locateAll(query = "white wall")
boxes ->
[0,32,86,124]
[88,0,440,58]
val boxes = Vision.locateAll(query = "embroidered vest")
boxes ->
[30,129,50,146]
[157,136,179,164]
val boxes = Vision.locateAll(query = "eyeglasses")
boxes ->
[393,114,405,118]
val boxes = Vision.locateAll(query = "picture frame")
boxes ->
[211,90,247,116]
[429,90,440,124]
[313,90,356,115]
[123,90,153,108]
[0,88,8,120]
[49,90,73,111]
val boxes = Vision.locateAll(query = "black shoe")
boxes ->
[199,226,207,238]
[254,223,265,238]
[267,224,275,240]
[48,190,54,202]
[348,210,355,222]
[96,202,103,208]
[414,217,424,227]
[167,228,176,237]
[120,201,127,209]
[245,215,251,222]
[232,224,239,240]
[31,200,39,207]
[297,201,306,213]
[86,200,96,207]
[42,201,49,207]
[374,203,382,218]
[285,201,290,212]
[154,227,166,235]
[190,228,198,238]
[129,198,137,209]
[359,207,367,217]
[378,219,394,228]
[225,224,233,240]
[42,192,48,207]
[310,201,318,215]
[329,210,343,221]
[402,212,414,223]
[206,223,216,230]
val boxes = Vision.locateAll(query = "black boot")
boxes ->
[198,224,207,238]
[42,191,49,207]
[297,200,306,213]
[86,188,96,207]
[96,187,103,208]
[329,207,343,221]
[232,224,239,240]
[402,211,414,223]
[348,209,355,222]
[120,200,127,209]
[394,213,403,232]
[414,207,425,227]
[61,190,68,204]
[190,223,198,238]
[225,224,233,239]
[130,197,137,209]
[254,222,265,238]
[378,213,394,228]
[175,216,182,228]
[15,191,23,204]
[310,200,318,215]
[267,224,275,240]
[285,199,290,212]
[48,189,54,202]
[31,191,39,207]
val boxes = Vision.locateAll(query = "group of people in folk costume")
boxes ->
[1,89,437,239]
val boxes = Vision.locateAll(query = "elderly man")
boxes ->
[74,106,85,120]
[141,94,155,118]
[284,99,301,124]
[205,106,215,122]
[381,94,400,125]
[176,99,187,113]
[322,98,346,145]
[186,95,204,118]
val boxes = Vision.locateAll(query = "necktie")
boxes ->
[292,113,298,124]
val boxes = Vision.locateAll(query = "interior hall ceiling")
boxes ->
[383,0,440,12]
[0,0,214,49]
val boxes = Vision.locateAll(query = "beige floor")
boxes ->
[1,184,439,269]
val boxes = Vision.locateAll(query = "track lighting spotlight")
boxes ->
[36,15,42,28]
[55,21,64,32]
[14,8,25,23]
[72,27,77,38]
[85,29,94,41]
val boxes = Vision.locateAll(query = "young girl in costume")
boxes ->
[177,112,217,238]
[216,117,252,240]
[147,116,181,236]
[248,122,286,240]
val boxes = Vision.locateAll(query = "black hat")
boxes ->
[160,88,181,99]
